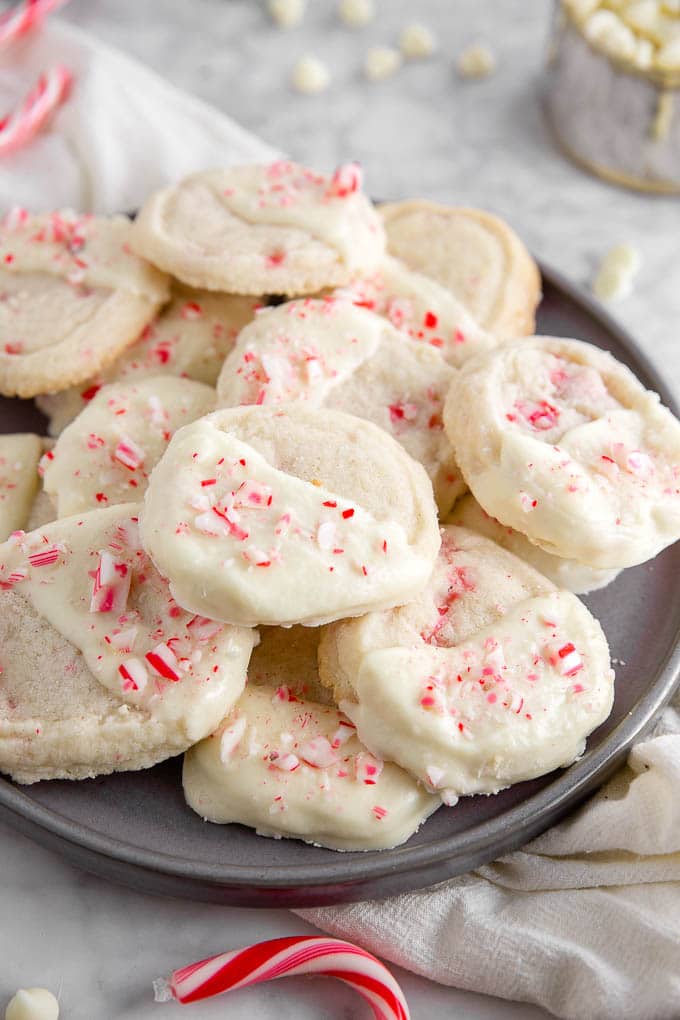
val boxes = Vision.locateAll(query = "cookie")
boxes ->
[0,505,255,784]
[215,297,463,514]
[141,405,440,627]
[0,433,42,541]
[318,526,614,801]
[447,493,620,594]
[380,200,541,338]
[37,283,260,436]
[334,255,496,366]
[41,377,216,517]
[0,210,169,398]
[444,336,680,569]
[131,161,385,296]
[183,626,439,850]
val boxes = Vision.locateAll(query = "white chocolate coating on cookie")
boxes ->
[319,526,613,799]
[380,201,541,339]
[0,210,168,397]
[444,336,680,568]
[132,162,385,296]
[216,297,462,513]
[41,377,215,516]
[0,506,255,783]
[334,255,496,367]
[37,284,260,435]
[141,406,440,627]
[184,629,439,851]
[447,494,620,593]
[0,434,42,541]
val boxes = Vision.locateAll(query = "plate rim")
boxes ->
[1,259,679,898]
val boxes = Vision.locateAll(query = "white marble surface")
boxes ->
[1,1,679,1018]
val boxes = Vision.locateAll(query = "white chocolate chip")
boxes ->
[291,55,331,94]
[593,244,641,301]
[5,989,59,1020]
[625,0,661,35]
[583,10,637,60]
[268,0,306,28]
[338,0,375,27]
[456,43,497,78]
[656,35,680,68]
[364,46,403,80]
[399,23,437,59]
[564,0,600,19]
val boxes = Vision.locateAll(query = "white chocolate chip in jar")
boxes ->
[0,505,255,784]
[215,297,463,514]
[318,526,614,800]
[41,376,216,516]
[131,162,385,297]
[141,405,440,627]
[444,336,680,569]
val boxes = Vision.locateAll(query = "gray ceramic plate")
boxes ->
[1,261,679,908]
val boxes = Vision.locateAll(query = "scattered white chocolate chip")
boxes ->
[399,23,437,59]
[5,989,59,1020]
[364,46,403,80]
[291,55,331,94]
[338,0,375,28]
[456,43,497,78]
[593,243,641,301]
[268,0,306,28]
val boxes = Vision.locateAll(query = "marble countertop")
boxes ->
[2,1,679,1018]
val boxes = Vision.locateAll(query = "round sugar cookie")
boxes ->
[0,433,42,541]
[183,625,439,850]
[37,282,261,436]
[0,505,255,784]
[444,336,680,569]
[216,297,463,514]
[447,493,620,594]
[380,201,541,339]
[41,376,216,517]
[132,161,385,296]
[318,526,614,800]
[141,405,440,627]
[334,255,496,367]
[0,210,168,398]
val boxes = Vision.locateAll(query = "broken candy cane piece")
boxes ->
[153,935,410,1019]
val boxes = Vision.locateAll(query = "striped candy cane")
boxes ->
[0,65,71,156]
[153,936,410,1020]
[0,0,70,49]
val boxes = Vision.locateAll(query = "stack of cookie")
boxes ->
[0,161,678,852]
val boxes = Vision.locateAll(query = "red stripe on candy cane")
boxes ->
[0,65,72,157]
[154,936,409,1019]
[0,0,71,50]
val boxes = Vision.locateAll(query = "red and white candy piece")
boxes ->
[0,0,70,50]
[0,65,72,156]
[154,935,409,1020]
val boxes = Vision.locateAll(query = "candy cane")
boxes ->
[0,0,70,49]
[153,936,410,1020]
[0,65,72,156]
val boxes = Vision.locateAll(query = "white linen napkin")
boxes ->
[2,17,679,1020]
[0,18,277,214]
